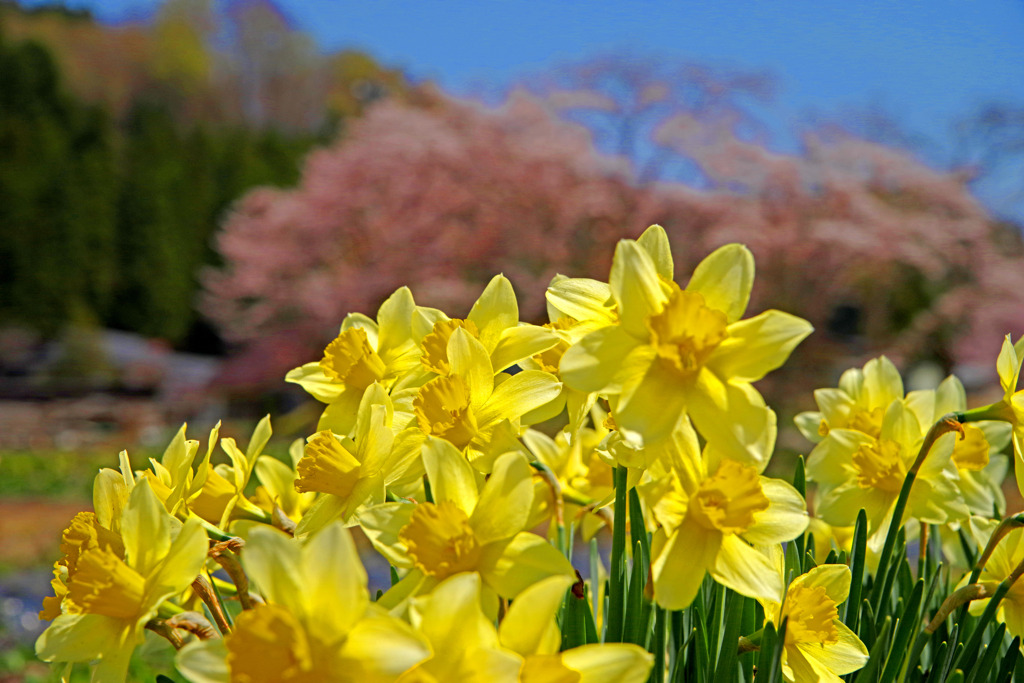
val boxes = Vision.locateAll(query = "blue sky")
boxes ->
[19,0,1024,215]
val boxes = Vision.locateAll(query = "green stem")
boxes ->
[607,465,629,643]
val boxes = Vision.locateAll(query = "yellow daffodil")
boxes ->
[794,356,905,444]
[36,479,209,682]
[250,438,316,523]
[177,523,429,683]
[929,375,1010,518]
[133,418,274,529]
[293,385,424,535]
[498,575,653,682]
[359,442,574,615]
[640,424,808,609]
[964,519,1024,641]
[522,423,614,541]
[806,397,968,542]
[399,573,522,683]
[393,326,562,473]
[759,550,869,682]
[287,287,422,434]
[412,274,559,382]
[979,335,1024,498]
[559,225,811,463]
[805,517,854,564]
[41,452,138,620]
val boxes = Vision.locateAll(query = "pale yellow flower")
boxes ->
[794,356,905,443]
[176,523,429,683]
[498,575,653,683]
[641,424,808,609]
[292,385,423,536]
[287,287,422,434]
[760,552,869,682]
[392,326,562,473]
[359,443,573,615]
[37,480,209,682]
[559,225,810,464]
[806,397,968,539]
[398,573,522,683]
[412,274,559,382]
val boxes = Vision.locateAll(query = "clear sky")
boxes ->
[18,0,1024,214]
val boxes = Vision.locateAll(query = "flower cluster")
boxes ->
[35,226,1024,682]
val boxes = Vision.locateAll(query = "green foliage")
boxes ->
[0,25,316,346]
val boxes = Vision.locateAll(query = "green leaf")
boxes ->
[651,605,667,683]
[607,465,629,643]
[561,581,596,650]
[624,540,651,646]
[845,510,868,630]
[713,590,745,683]
[695,616,712,683]
[993,635,1020,683]
[879,578,925,683]
[854,616,892,683]
[964,621,1005,683]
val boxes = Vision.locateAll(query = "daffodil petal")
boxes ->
[815,482,891,530]
[743,478,808,545]
[713,534,784,603]
[685,243,754,324]
[469,274,519,352]
[802,563,852,604]
[788,645,842,683]
[998,335,1021,397]
[471,452,533,545]
[651,523,719,610]
[546,277,616,323]
[316,387,363,435]
[814,388,854,428]
[482,532,574,599]
[341,312,379,345]
[491,325,559,373]
[294,493,347,537]
[880,399,922,447]
[797,621,869,676]
[359,503,417,568]
[285,362,345,403]
[340,613,430,680]
[688,371,776,469]
[417,573,500,650]
[636,224,673,280]
[863,356,904,408]
[302,523,368,636]
[708,310,812,383]
[805,429,872,487]
[422,437,480,517]
[610,240,667,338]
[614,353,687,447]
[449,327,495,408]
[242,526,304,614]
[150,517,208,598]
[499,575,574,657]
[176,639,230,683]
[375,286,416,358]
[36,613,125,664]
[121,478,171,577]
[794,411,825,443]
[559,325,641,394]
[934,375,967,417]
[476,370,562,432]
[562,643,654,683]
